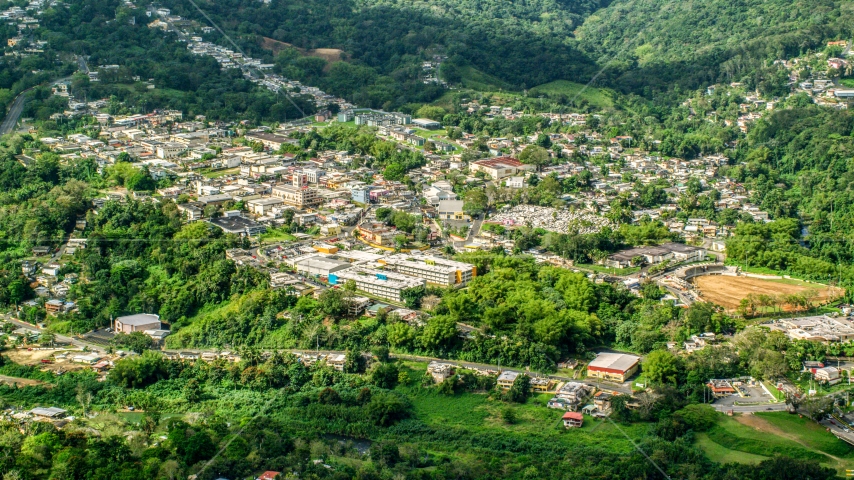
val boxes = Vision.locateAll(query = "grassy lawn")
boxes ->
[697,413,854,472]
[527,80,614,109]
[200,167,240,179]
[756,412,854,458]
[761,381,785,401]
[395,361,647,455]
[576,263,641,275]
[841,78,854,88]
[695,433,768,464]
[260,227,297,243]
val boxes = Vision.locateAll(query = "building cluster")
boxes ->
[765,315,854,343]
[287,249,476,302]
[2,0,49,56]
[604,242,706,269]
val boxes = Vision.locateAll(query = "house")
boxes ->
[562,411,583,428]
[427,361,455,383]
[114,313,161,333]
[547,397,575,411]
[505,176,525,188]
[177,203,203,221]
[257,472,282,480]
[593,391,614,412]
[30,407,67,419]
[326,354,346,371]
[497,370,520,389]
[144,329,171,345]
[42,264,61,276]
[586,353,640,382]
[814,367,841,385]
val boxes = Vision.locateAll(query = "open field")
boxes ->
[695,433,767,464]
[696,412,854,472]
[260,37,345,64]
[527,80,614,108]
[692,275,843,310]
[0,374,48,387]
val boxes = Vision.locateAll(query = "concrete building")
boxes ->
[767,315,854,343]
[292,255,352,277]
[411,118,441,129]
[247,197,285,215]
[379,254,476,287]
[586,353,640,382]
[438,200,466,220]
[271,184,320,208]
[244,131,292,150]
[209,211,267,236]
[115,313,161,333]
[470,156,534,180]
[328,266,425,302]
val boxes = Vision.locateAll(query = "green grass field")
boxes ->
[527,80,614,108]
[696,413,854,472]
[840,78,854,88]
[576,263,641,275]
[260,227,297,243]
[200,167,240,179]
[396,361,647,455]
[695,433,768,464]
[458,66,516,92]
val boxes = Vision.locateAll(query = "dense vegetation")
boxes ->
[0,351,841,480]
[577,0,853,94]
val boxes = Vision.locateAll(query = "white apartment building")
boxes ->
[328,266,425,302]
[380,254,476,287]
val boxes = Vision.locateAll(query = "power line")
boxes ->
[182,0,307,118]
[604,415,672,480]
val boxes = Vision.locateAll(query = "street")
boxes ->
[2,314,103,352]
[0,89,28,136]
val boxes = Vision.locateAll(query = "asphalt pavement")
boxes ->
[0,90,28,136]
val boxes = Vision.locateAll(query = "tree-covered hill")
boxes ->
[163,0,604,106]
[577,0,854,93]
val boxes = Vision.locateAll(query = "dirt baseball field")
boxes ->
[692,275,843,311]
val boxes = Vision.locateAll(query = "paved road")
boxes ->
[711,402,789,413]
[2,315,103,352]
[0,89,29,136]
[158,346,636,394]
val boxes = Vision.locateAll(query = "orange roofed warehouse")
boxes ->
[586,353,640,382]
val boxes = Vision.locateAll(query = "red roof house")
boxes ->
[562,411,583,428]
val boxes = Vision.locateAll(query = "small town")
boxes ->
[0,0,853,478]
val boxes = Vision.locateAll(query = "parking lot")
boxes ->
[712,380,777,407]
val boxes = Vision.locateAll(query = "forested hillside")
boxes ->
[160,0,854,103]
[163,0,605,106]
[577,0,854,93]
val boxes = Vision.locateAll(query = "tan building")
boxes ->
[357,222,397,246]
[271,185,320,208]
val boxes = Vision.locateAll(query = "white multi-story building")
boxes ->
[380,254,476,287]
[328,266,425,303]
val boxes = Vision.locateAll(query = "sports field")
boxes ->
[692,275,842,310]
